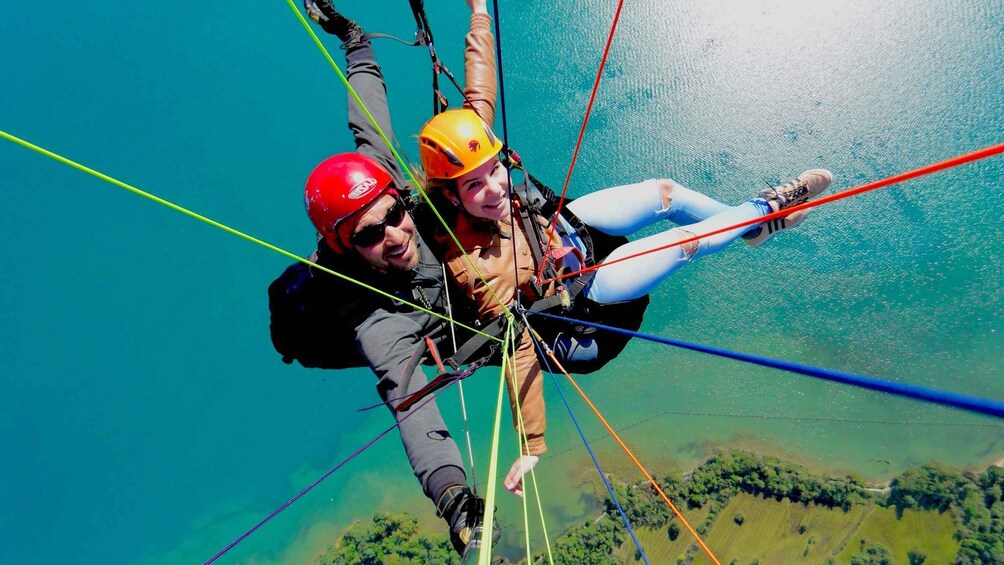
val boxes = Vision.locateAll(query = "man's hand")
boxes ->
[504,454,539,497]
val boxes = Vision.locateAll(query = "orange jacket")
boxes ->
[442,13,558,456]
[443,214,563,456]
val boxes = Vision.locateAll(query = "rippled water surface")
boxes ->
[2,1,1002,563]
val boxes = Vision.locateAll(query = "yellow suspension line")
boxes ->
[525,323,721,565]
[478,318,514,565]
[507,342,534,564]
[526,468,554,565]
[524,429,554,563]
[0,129,500,342]
[507,333,554,564]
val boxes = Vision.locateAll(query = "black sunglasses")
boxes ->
[350,199,408,247]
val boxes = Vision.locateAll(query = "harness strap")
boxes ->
[397,310,525,412]
[512,196,552,296]
[527,290,570,313]
[408,0,450,114]
[508,162,600,315]
[395,366,476,412]
[443,309,523,369]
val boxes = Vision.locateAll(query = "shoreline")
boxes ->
[564,436,1004,496]
[297,443,1004,564]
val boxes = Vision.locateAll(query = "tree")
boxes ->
[849,541,892,565]
[318,512,457,565]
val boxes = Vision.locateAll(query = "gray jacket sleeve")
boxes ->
[355,310,465,500]
[345,40,408,189]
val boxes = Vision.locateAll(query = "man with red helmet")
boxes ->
[270,1,499,559]
[304,151,419,272]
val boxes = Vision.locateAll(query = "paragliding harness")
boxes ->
[511,156,650,374]
[341,155,649,410]
[267,233,500,373]
[267,164,647,406]
[266,228,517,376]
[267,253,515,412]
[428,151,651,379]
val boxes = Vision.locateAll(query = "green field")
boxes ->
[609,506,711,564]
[692,494,870,564]
[834,506,958,564]
[605,494,959,565]
[323,452,1000,564]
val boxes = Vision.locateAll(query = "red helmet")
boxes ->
[304,153,395,252]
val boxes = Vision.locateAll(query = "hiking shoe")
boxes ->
[757,169,833,212]
[743,208,811,247]
[438,486,502,559]
[303,0,364,44]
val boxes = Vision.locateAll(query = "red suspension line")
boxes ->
[547,0,626,240]
[543,141,1004,284]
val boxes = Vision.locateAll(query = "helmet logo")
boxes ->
[468,140,481,153]
[348,177,378,199]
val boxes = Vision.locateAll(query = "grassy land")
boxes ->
[320,451,1002,564]
[834,506,958,564]
[605,494,959,565]
[693,493,871,564]
[609,505,711,564]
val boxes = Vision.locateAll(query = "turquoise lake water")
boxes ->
[2,1,1003,563]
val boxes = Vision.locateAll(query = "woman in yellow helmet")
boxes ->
[419,20,832,498]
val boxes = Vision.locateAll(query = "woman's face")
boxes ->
[454,157,511,222]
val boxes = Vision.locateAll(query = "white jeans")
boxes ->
[566,180,769,303]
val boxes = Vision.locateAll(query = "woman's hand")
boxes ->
[504,454,539,497]
[466,0,488,15]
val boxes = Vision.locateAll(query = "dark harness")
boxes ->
[437,158,649,376]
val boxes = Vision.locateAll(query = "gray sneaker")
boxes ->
[744,169,832,247]
[758,169,833,211]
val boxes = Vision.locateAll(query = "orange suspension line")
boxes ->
[543,141,1004,285]
[534,339,721,565]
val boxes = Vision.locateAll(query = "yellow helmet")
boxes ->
[419,109,503,180]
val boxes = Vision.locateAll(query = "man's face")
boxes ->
[350,193,420,272]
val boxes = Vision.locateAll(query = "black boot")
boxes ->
[303,0,365,46]
[437,485,501,560]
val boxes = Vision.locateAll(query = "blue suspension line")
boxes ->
[527,328,650,564]
[528,311,1004,419]
[490,6,647,559]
